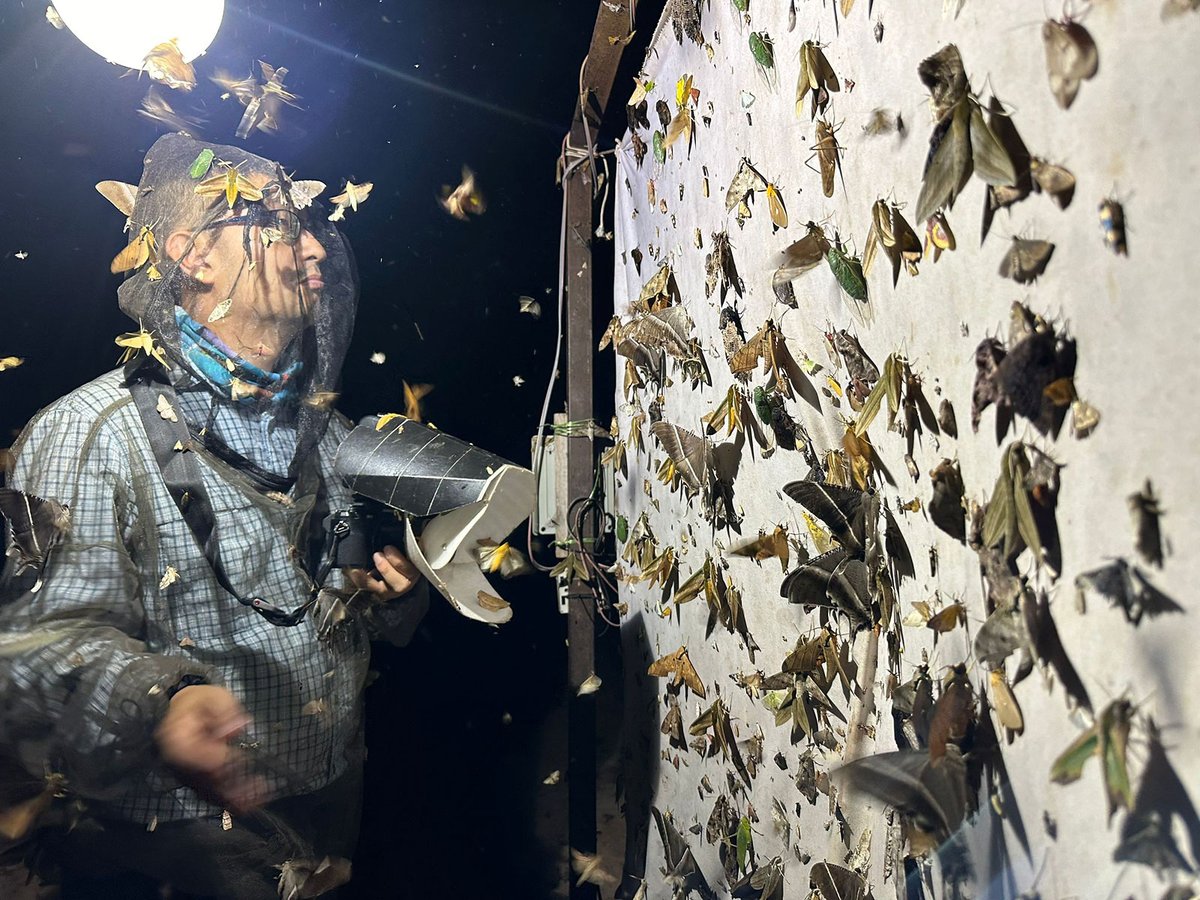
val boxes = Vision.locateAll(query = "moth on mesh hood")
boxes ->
[109,132,358,484]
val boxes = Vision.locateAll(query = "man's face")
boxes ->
[180,174,328,345]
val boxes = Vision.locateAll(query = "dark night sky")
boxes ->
[0,1,652,896]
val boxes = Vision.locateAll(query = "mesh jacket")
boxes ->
[0,367,426,827]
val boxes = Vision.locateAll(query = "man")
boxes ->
[0,133,427,898]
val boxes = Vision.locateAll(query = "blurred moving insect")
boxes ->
[439,166,487,220]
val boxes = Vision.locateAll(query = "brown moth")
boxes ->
[998,238,1054,284]
[1029,157,1076,209]
[1043,19,1098,110]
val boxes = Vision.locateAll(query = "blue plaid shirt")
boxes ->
[0,368,426,826]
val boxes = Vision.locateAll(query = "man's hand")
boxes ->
[155,684,264,812]
[346,544,421,600]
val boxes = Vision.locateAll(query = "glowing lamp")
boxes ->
[51,0,224,70]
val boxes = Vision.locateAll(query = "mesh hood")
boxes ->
[115,133,358,482]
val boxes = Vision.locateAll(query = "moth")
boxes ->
[474,539,532,578]
[629,130,647,166]
[647,645,707,697]
[765,182,788,231]
[138,86,202,136]
[1075,558,1181,625]
[924,211,956,262]
[809,862,868,900]
[981,441,1062,575]
[928,458,966,542]
[328,181,374,222]
[109,224,158,276]
[1050,698,1134,821]
[649,421,710,495]
[141,39,195,91]
[95,180,138,231]
[915,45,1018,222]
[726,157,769,219]
[813,118,844,198]
[1029,157,1075,209]
[862,108,904,137]
[1043,18,1098,110]
[691,698,751,786]
[213,61,302,140]
[772,222,832,290]
[1099,197,1128,256]
[704,231,744,302]
[989,668,1024,736]
[1128,480,1164,568]
[998,237,1054,283]
[796,41,841,121]
[0,488,72,591]
[439,166,486,220]
[517,296,542,319]
[195,165,264,210]
[701,385,769,451]
[0,357,23,371]
[864,200,922,286]
[115,327,169,368]
[829,329,880,395]
[731,855,783,900]
[730,525,790,574]
[833,746,969,853]
[570,849,617,888]
[928,664,974,761]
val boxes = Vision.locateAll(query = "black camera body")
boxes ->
[323,500,408,570]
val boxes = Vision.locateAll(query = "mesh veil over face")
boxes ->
[118,133,358,484]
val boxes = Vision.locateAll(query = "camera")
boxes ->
[323,500,408,570]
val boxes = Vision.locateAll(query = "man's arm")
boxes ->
[0,395,217,802]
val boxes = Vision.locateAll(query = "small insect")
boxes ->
[188,149,215,180]
[0,357,24,371]
[1043,18,1098,110]
[826,236,868,302]
[117,327,169,368]
[924,211,956,262]
[652,130,666,165]
[813,119,844,198]
[862,108,904,137]
[1128,480,1164,568]
[328,181,373,222]
[438,166,486,220]
[749,31,775,73]
[998,237,1054,284]
[874,19,884,42]
[765,182,788,230]
[1099,197,1128,255]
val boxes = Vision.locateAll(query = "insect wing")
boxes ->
[999,239,1054,283]
[1043,20,1099,109]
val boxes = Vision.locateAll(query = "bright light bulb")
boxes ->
[51,0,224,70]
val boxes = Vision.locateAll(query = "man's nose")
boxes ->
[298,227,327,263]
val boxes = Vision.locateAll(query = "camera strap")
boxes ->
[124,358,329,627]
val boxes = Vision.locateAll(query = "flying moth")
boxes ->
[796,41,841,121]
[138,86,202,136]
[439,166,486,220]
[812,118,844,198]
[141,39,196,92]
[1043,18,1098,110]
[474,539,532,578]
[328,181,373,222]
[1099,197,1128,256]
